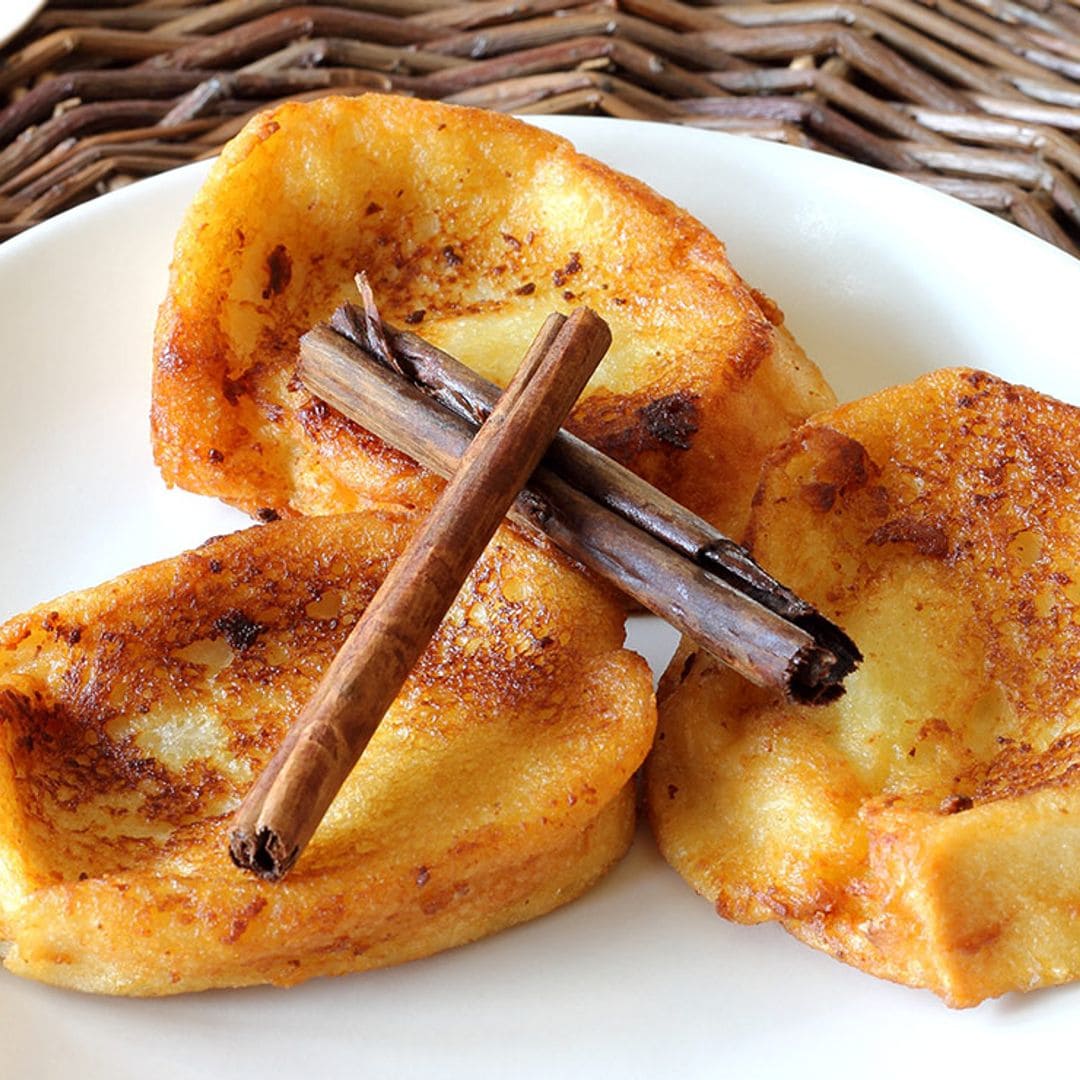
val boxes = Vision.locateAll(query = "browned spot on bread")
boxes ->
[869,517,950,558]
[571,390,701,459]
[223,896,267,945]
[212,611,264,652]
[262,244,292,300]
[810,428,874,491]
[639,394,700,451]
[552,251,582,287]
[800,482,838,513]
[222,366,260,406]
[939,793,974,814]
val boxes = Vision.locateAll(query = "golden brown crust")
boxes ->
[648,369,1080,1007]
[0,513,655,994]
[151,94,834,537]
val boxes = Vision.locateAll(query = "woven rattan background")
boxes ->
[1,0,1078,254]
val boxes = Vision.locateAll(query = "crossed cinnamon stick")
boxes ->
[230,307,611,881]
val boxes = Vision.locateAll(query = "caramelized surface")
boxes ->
[152,94,833,537]
[648,369,1080,1006]
[0,514,655,994]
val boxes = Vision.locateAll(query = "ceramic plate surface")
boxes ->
[0,0,44,47]
[1,115,1079,1079]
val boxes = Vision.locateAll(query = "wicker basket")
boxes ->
[1,0,1078,254]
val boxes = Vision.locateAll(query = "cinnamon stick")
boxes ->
[299,319,860,703]
[229,307,612,881]
[333,289,852,659]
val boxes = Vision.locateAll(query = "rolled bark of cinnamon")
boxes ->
[331,280,856,666]
[229,307,612,881]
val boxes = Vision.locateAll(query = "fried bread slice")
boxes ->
[647,369,1080,1007]
[0,514,654,995]
[152,94,833,537]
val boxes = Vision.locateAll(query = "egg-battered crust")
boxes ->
[152,94,833,538]
[0,513,655,994]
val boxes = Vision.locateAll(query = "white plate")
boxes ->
[0,0,44,48]
[2,116,1079,1079]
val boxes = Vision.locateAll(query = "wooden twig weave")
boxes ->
[1,0,1078,254]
